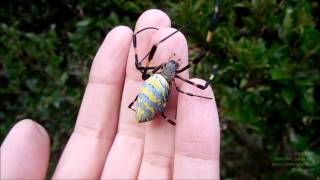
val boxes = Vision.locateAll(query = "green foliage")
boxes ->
[1,0,319,178]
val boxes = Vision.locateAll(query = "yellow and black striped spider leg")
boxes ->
[128,95,138,111]
[173,80,212,99]
[176,0,220,74]
[175,66,217,90]
[141,29,181,80]
[132,27,159,72]
[161,112,176,126]
[132,26,180,79]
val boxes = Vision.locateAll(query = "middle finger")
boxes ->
[138,28,188,179]
[101,9,171,179]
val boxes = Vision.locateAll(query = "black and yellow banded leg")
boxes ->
[132,27,159,72]
[128,95,138,112]
[150,63,165,74]
[176,1,220,74]
[141,29,181,80]
[137,63,165,81]
[161,112,176,126]
[173,80,212,99]
[133,26,172,79]
[175,66,217,90]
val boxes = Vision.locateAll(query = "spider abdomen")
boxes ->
[135,74,170,123]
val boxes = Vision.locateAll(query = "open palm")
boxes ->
[1,9,220,179]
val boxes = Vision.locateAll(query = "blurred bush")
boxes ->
[1,0,319,178]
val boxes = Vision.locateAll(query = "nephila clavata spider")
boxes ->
[128,1,220,126]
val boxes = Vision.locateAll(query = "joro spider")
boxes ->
[128,1,220,126]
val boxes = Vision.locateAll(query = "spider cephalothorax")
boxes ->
[161,60,179,81]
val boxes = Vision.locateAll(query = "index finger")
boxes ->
[53,26,133,179]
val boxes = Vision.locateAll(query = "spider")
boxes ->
[128,1,220,126]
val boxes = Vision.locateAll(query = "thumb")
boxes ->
[1,119,50,180]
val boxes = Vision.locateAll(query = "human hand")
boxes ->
[1,9,220,179]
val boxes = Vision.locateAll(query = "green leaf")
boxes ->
[280,7,293,40]
[240,78,248,89]
[25,78,39,93]
[300,88,315,114]
[270,68,290,80]
[76,18,91,27]
[281,89,294,105]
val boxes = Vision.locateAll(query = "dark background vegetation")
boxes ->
[1,0,319,179]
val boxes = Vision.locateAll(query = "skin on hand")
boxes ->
[0,9,220,180]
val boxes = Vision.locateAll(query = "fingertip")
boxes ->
[8,119,50,144]
[91,25,133,84]
[106,25,133,38]
[102,25,133,51]
[1,119,50,180]
[136,9,171,30]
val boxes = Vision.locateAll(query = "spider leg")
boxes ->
[128,95,138,111]
[161,111,176,126]
[173,80,212,99]
[150,63,165,74]
[175,66,217,90]
[132,27,159,72]
[141,29,181,80]
[136,63,164,80]
[176,1,220,74]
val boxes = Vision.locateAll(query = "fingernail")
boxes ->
[35,123,48,138]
